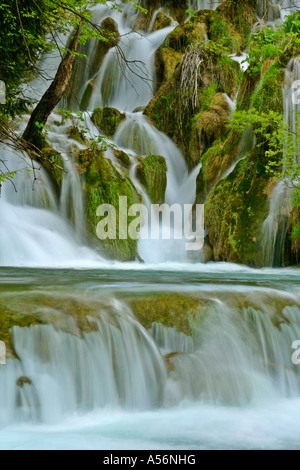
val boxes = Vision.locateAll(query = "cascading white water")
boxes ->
[256,0,300,23]
[0,118,105,267]
[188,0,225,11]
[1,286,300,428]
[89,26,175,112]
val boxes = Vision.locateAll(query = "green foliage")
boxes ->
[246,12,300,77]
[0,169,32,185]
[283,10,300,34]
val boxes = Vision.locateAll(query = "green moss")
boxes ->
[128,293,205,336]
[189,93,231,168]
[64,17,119,109]
[136,154,167,204]
[113,149,131,169]
[67,125,87,145]
[92,107,125,137]
[40,147,64,193]
[155,46,182,90]
[0,293,110,358]
[196,81,219,113]
[210,19,240,52]
[133,0,188,32]
[145,47,241,169]
[251,63,284,113]
[164,21,206,52]
[151,10,172,32]
[217,0,257,49]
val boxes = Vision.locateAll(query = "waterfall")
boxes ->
[256,0,300,23]
[0,117,105,267]
[1,288,300,427]
[0,301,167,426]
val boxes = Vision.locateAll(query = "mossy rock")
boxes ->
[282,207,300,266]
[16,377,32,388]
[80,79,96,110]
[91,107,125,137]
[0,292,113,358]
[113,149,131,169]
[136,154,167,204]
[128,293,205,336]
[133,0,188,31]
[67,125,87,145]
[204,148,276,266]
[145,46,241,168]
[163,21,207,53]
[217,0,257,49]
[195,129,243,203]
[189,93,231,168]
[151,10,172,32]
[76,147,141,261]
[187,9,243,53]
[235,67,261,112]
[155,46,182,90]
[88,17,120,77]
[251,62,284,113]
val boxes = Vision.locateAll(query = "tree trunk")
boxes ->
[22,22,83,145]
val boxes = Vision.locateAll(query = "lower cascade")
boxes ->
[1,279,300,429]
[0,0,300,451]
